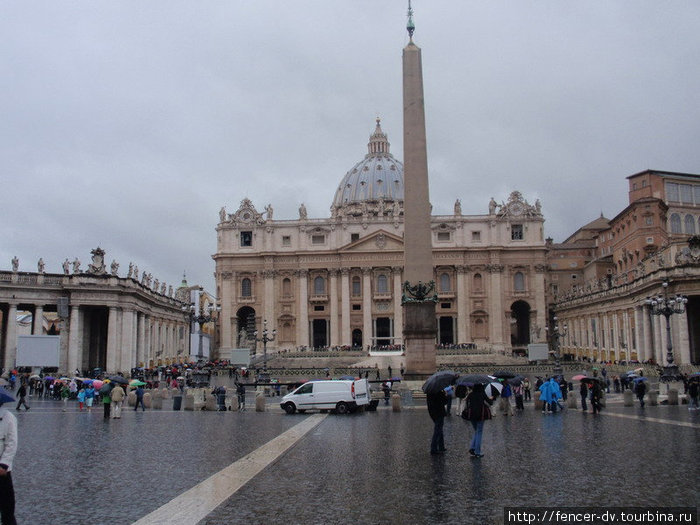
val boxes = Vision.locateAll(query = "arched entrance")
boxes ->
[510,301,531,346]
[352,329,363,348]
[236,306,256,346]
[312,319,328,348]
[375,317,392,346]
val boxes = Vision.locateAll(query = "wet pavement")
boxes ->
[10,394,700,525]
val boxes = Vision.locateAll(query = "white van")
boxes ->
[280,379,371,414]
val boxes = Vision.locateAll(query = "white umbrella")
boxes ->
[485,382,503,397]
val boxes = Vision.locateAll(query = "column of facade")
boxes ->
[296,270,309,347]
[136,312,145,366]
[219,272,234,349]
[106,307,119,373]
[329,270,339,347]
[340,269,351,346]
[622,310,631,360]
[67,305,82,374]
[33,305,44,335]
[3,303,17,371]
[392,267,403,346]
[676,311,690,365]
[119,309,134,372]
[362,268,372,348]
[610,312,619,361]
[263,270,275,332]
[654,315,665,364]
[488,266,504,348]
[634,307,646,362]
[533,265,547,342]
[456,266,469,344]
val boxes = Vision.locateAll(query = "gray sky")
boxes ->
[2,1,699,295]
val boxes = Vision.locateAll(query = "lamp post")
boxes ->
[645,281,688,382]
[183,299,220,364]
[254,319,276,372]
[546,316,568,377]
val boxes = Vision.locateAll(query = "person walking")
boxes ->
[0,393,18,525]
[523,377,531,401]
[134,386,146,412]
[236,382,246,411]
[579,382,588,411]
[60,383,70,412]
[110,383,125,419]
[464,383,493,458]
[688,380,699,410]
[76,388,86,411]
[382,381,392,406]
[634,380,647,408]
[591,380,603,414]
[499,381,514,415]
[513,382,524,410]
[84,385,95,412]
[14,385,29,412]
[102,386,112,419]
[426,387,447,455]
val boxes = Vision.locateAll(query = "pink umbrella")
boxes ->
[92,380,104,390]
[572,374,587,381]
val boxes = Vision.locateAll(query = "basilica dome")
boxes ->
[331,119,404,217]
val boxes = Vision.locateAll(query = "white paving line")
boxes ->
[599,410,700,428]
[132,414,327,525]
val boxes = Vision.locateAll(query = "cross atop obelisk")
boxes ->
[401,1,437,377]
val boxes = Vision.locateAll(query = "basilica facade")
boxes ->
[213,121,548,354]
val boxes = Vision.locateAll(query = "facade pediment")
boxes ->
[340,230,404,253]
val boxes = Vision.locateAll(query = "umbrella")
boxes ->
[108,375,129,385]
[44,376,55,381]
[508,375,524,386]
[99,383,113,395]
[29,374,41,380]
[572,374,588,381]
[92,380,103,390]
[129,380,146,387]
[422,371,459,394]
[457,374,494,387]
[633,377,648,383]
[580,376,604,385]
[485,382,503,397]
[80,378,93,385]
[0,390,16,405]
[492,370,516,379]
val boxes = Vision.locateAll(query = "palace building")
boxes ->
[213,120,548,355]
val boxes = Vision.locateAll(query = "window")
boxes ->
[294,383,313,395]
[473,273,483,292]
[511,224,523,240]
[282,235,291,246]
[571,274,578,280]
[472,231,481,241]
[352,304,361,311]
[240,231,252,247]
[241,278,252,297]
[646,237,654,244]
[282,278,291,296]
[351,276,361,297]
[441,303,451,309]
[351,233,360,242]
[685,214,697,234]
[695,185,700,204]
[670,213,682,234]
[314,276,326,295]
[645,216,653,226]
[439,273,451,292]
[437,232,451,241]
[513,272,525,291]
[313,305,325,312]
[680,184,693,204]
[312,234,325,245]
[377,274,389,293]
[666,182,679,202]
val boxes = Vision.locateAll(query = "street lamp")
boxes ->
[645,281,688,382]
[254,319,276,372]
[546,316,568,377]
[183,299,221,363]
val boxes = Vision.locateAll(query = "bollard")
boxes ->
[127,391,136,407]
[161,388,171,400]
[648,391,658,406]
[143,392,152,408]
[205,394,217,411]
[173,395,182,411]
[567,395,577,409]
[391,392,401,412]
[255,392,266,412]
[667,389,679,405]
[623,390,634,407]
[152,391,163,410]
[184,394,195,410]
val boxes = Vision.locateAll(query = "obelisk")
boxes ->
[402,2,437,377]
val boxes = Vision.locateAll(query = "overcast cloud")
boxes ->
[2,1,699,295]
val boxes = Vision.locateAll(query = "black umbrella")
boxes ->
[108,375,129,385]
[457,374,494,386]
[580,376,605,386]
[508,375,525,386]
[99,383,113,395]
[422,371,459,394]
[492,370,516,379]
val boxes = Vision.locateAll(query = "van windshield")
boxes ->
[294,383,313,395]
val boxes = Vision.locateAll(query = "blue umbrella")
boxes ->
[633,377,648,383]
[0,390,16,405]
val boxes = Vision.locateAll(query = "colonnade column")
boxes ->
[120,309,135,372]
[137,313,146,367]
[67,305,81,374]
[296,270,309,347]
[456,266,468,344]
[219,272,234,349]
[329,270,339,347]
[533,265,547,342]
[106,307,119,373]
[392,267,403,346]
[654,315,664,364]
[263,270,275,333]
[340,269,351,346]
[3,303,17,371]
[488,265,504,349]
[362,268,372,349]
[634,307,645,361]
[33,305,44,335]
[676,311,690,365]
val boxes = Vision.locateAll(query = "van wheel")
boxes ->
[335,402,349,415]
[283,403,296,415]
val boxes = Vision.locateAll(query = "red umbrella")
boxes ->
[572,374,587,381]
